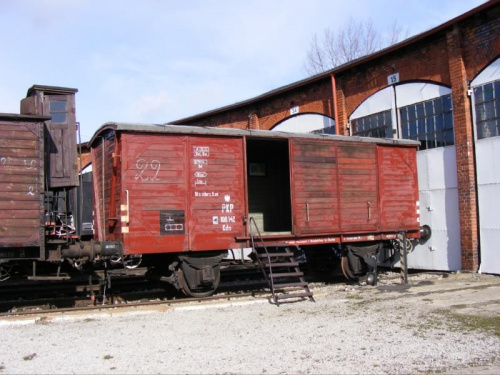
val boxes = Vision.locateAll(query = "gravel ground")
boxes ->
[0,272,499,374]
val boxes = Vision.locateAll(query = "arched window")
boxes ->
[350,82,454,150]
[471,57,500,140]
[271,113,335,134]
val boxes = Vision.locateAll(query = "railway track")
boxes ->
[0,271,441,318]
[0,263,278,317]
[0,263,418,318]
[0,289,274,318]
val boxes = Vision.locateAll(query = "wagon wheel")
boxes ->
[0,266,11,282]
[177,268,220,298]
[341,254,377,285]
[123,255,142,269]
[341,255,357,281]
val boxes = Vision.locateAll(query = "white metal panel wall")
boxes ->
[409,147,461,270]
[471,58,500,275]
[476,137,500,274]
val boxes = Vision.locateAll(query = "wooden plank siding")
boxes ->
[121,133,188,254]
[91,131,117,242]
[187,136,246,250]
[377,145,419,231]
[117,133,246,254]
[0,121,44,249]
[90,124,421,255]
[337,144,380,232]
[291,139,339,235]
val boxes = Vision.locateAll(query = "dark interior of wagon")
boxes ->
[246,138,292,234]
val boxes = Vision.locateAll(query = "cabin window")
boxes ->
[50,100,68,123]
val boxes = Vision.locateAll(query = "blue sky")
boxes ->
[0,0,486,141]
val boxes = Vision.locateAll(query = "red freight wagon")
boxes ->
[89,123,421,296]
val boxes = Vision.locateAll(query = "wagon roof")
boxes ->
[89,121,420,147]
[0,113,51,122]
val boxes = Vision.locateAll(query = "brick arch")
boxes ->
[80,159,92,171]
[77,147,92,172]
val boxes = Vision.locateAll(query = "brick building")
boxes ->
[170,1,500,274]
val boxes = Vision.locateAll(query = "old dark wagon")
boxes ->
[0,85,115,283]
[89,123,422,298]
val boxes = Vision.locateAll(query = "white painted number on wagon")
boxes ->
[24,160,36,169]
[193,146,210,157]
[134,159,161,182]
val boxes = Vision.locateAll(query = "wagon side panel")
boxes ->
[377,145,420,232]
[120,133,188,254]
[91,131,117,242]
[188,136,246,250]
[0,121,44,253]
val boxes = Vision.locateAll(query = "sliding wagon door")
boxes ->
[338,143,380,232]
[290,139,339,235]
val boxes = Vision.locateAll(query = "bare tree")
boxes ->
[304,18,409,76]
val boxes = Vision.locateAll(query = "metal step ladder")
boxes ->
[249,218,314,305]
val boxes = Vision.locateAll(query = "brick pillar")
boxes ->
[334,83,348,136]
[249,110,260,130]
[447,27,479,271]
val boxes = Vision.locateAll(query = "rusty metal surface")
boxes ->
[0,121,44,248]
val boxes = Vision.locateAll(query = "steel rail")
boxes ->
[0,290,271,318]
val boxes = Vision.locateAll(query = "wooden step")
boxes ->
[272,281,309,288]
[260,262,299,268]
[28,275,71,281]
[253,243,290,248]
[257,252,293,258]
[269,271,304,278]
[275,292,314,300]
